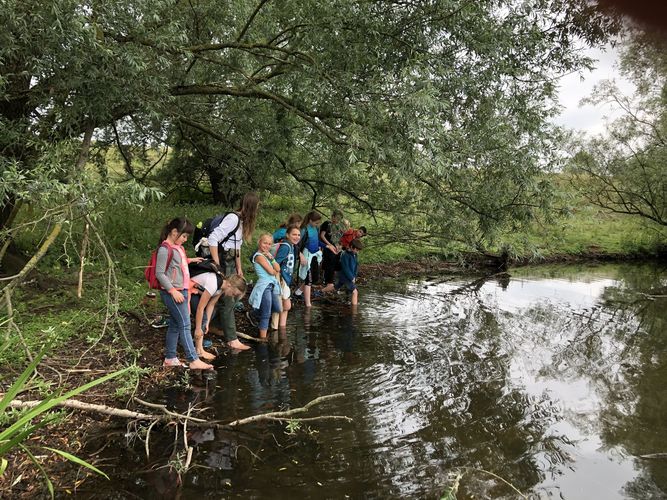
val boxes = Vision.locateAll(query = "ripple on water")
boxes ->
[102,264,667,499]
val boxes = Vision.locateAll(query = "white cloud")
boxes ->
[553,45,636,136]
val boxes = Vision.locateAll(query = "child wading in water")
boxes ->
[248,234,282,339]
[319,209,343,293]
[155,218,213,369]
[190,273,247,361]
[272,225,300,327]
[297,211,323,307]
[336,238,363,305]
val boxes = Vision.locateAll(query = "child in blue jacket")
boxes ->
[335,238,362,305]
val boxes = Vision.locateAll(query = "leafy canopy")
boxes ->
[0,0,619,247]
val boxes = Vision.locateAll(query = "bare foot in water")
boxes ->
[321,284,335,293]
[189,359,214,370]
[227,339,250,351]
[197,350,216,361]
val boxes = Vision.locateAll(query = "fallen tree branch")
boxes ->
[5,393,350,429]
[224,393,347,427]
[9,398,158,420]
[133,397,210,424]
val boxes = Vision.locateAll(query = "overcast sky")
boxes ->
[553,44,635,136]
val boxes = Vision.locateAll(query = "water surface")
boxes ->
[95,262,667,499]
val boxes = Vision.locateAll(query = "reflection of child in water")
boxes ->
[335,238,363,305]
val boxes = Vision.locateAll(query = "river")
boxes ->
[93,262,667,499]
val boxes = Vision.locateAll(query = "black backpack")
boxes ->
[188,259,224,290]
[193,212,241,257]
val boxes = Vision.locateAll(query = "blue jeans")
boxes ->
[160,289,198,362]
[255,284,281,330]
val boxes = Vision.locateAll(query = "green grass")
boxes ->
[498,204,666,261]
[5,188,665,371]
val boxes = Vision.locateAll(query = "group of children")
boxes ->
[152,192,366,369]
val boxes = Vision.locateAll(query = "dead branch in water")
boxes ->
[5,393,351,429]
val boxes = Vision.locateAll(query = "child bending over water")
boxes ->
[190,272,247,360]
[336,238,363,306]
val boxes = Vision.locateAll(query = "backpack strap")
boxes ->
[216,212,242,247]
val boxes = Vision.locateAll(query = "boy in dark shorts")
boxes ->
[335,238,363,305]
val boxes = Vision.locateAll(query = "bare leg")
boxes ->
[194,333,216,360]
[304,284,312,307]
[270,312,279,330]
[279,299,291,327]
[351,289,358,305]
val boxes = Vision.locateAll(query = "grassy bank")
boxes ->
[4,194,663,369]
[2,192,665,495]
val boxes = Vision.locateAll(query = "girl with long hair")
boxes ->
[155,218,212,369]
[207,192,260,350]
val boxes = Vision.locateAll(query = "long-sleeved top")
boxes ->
[207,213,243,250]
[339,250,358,282]
[156,242,190,291]
[274,241,296,285]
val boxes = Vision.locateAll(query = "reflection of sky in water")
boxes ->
[363,271,648,499]
[432,277,618,313]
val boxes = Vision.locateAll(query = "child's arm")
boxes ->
[203,293,222,335]
[194,290,212,338]
[156,246,184,303]
[235,253,243,279]
[255,253,279,276]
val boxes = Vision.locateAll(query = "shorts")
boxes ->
[304,257,320,286]
[335,277,356,292]
[279,277,291,299]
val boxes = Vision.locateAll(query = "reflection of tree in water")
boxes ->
[407,294,570,497]
[524,264,667,497]
[598,265,667,498]
[338,282,573,497]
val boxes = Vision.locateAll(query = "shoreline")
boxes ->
[1,252,664,496]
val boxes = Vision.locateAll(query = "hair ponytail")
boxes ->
[158,217,194,246]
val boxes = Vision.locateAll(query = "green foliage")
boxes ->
[1,0,622,252]
[497,174,667,259]
[570,30,667,227]
[0,347,129,496]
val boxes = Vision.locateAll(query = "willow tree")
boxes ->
[572,31,667,227]
[1,0,618,251]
